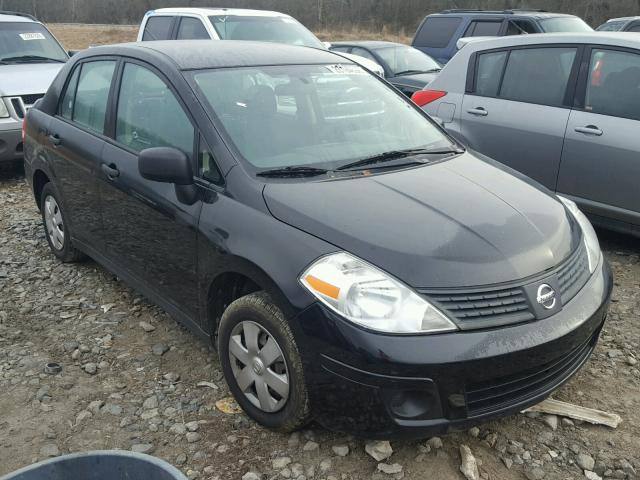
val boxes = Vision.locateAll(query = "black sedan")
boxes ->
[329,40,442,97]
[24,40,611,438]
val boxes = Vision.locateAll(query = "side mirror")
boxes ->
[431,116,446,128]
[138,147,193,185]
[323,41,332,49]
[67,50,79,57]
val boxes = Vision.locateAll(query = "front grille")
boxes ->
[426,287,534,329]
[10,94,45,118]
[557,242,590,303]
[420,242,591,330]
[20,93,44,106]
[464,331,597,416]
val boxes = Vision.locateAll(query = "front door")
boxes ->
[46,59,117,250]
[99,61,202,320]
[461,46,579,189]
[557,47,640,227]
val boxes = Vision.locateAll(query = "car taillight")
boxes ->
[412,90,447,107]
[22,118,26,143]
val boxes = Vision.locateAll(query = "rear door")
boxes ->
[99,60,202,320]
[557,46,640,227]
[412,16,463,64]
[460,45,581,188]
[45,58,117,250]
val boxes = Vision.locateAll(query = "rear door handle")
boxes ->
[48,133,61,146]
[101,163,120,180]
[574,125,603,136]
[467,107,488,117]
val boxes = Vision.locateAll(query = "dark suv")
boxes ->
[412,9,592,64]
[23,40,611,438]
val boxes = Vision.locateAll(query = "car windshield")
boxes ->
[376,45,441,75]
[208,15,324,48]
[0,22,67,63]
[596,21,626,32]
[191,64,453,173]
[540,17,593,33]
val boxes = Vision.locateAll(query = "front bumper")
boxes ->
[294,257,613,439]
[0,124,23,162]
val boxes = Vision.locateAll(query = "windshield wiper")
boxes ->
[336,147,464,171]
[0,55,65,63]
[256,166,330,178]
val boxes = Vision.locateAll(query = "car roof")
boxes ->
[147,7,290,18]
[331,41,406,49]
[0,13,36,23]
[604,16,640,23]
[431,9,575,20]
[79,40,350,70]
[460,32,640,52]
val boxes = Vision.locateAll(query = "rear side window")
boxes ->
[116,63,194,156]
[464,20,503,37]
[142,16,174,41]
[628,25,640,32]
[176,17,210,40]
[506,20,538,35]
[498,47,577,106]
[585,49,640,121]
[414,17,461,48]
[72,61,116,133]
[59,66,80,120]
[475,51,507,97]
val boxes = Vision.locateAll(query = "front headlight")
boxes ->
[300,252,457,334]
[558,196,601,274]
[0,99,9,118]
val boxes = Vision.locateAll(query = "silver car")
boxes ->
[415,33,640,237]
[0,11,68,164]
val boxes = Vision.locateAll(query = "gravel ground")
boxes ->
[0,163,639,480]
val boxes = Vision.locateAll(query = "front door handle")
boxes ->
[575,125,603,136]
[467,107,488,117]
[101,163,120,180]
[48,133,61,146]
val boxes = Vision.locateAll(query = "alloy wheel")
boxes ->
[44,195,64,250]
[228,320,290,413]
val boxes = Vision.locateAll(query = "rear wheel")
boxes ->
[40,183,85,262]
[218,291,310,431]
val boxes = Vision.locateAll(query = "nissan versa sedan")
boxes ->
[24,41,612,438]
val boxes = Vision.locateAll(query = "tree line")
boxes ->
[2,0,639,32]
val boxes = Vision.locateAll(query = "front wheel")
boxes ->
[217,291,310,432]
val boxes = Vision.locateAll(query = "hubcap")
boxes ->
[228,321,290,413]
[44,195,64,250]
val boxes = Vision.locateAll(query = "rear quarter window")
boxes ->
[142,16,175,41]
[414,17,462,48]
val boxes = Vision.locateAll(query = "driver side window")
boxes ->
[116,63,194,156]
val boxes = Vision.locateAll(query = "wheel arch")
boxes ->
[205,256,296,343]
[32,169,51,210]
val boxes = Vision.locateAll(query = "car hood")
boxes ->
[0,63,64,96]
[263,153,580,288]
[389,72,439,88]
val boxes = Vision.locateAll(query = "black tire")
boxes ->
[40,183,85,263]
[217,291,311,432]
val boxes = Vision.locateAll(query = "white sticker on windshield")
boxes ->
[19,32,46,41]
[324,64,366,75]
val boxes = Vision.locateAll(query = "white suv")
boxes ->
[0,11,68,164]
[136,8,385,76]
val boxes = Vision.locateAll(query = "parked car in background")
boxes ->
[0,11,68,164]
[596,17,640,32]
[329,41,441,97]
[412,9,593,64]
[414,33,640,237]
[136,8,384,76]
[24,40,611,438]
